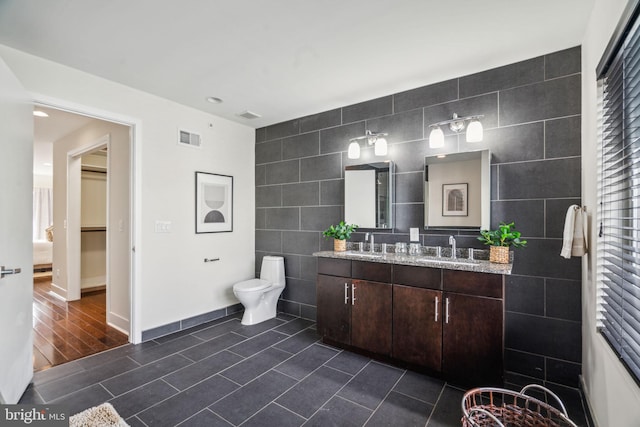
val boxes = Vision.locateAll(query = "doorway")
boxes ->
[32,105,133,371]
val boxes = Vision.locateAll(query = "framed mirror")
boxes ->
[424,150,490,229]
[345,161,394,229]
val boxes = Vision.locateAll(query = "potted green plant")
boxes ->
[478,222,527,263]
[322,221,358,252]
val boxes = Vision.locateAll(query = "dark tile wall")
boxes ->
[255,47,582,389]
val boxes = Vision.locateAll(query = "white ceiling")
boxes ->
[0,0,595,129]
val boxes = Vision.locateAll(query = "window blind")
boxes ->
[598,4,640,383]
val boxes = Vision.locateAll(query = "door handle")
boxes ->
[1,266,22,279]
[434,296,439,322]
[445,297,450,324]
[344,283,349,305]
[352,283,356,305]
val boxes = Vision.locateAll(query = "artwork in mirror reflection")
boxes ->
[345,161,394,229]
[424,150,490,229]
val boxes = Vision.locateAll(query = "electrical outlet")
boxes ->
[55,269,60,278]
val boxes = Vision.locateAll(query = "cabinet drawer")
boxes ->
[443,270,503,298]
[393,264,442,290]
[352,260,392,283]
[318,257,351,277]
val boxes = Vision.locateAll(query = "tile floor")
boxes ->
[20,313,591,426]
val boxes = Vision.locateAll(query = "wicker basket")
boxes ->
[489,246,510,264]
[462,385,578,427]
[333,239,347,252]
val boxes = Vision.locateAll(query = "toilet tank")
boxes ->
[260,256,286,287]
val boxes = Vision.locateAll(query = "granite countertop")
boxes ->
[313,250,512,275]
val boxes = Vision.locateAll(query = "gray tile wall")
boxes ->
[255,47,582,389]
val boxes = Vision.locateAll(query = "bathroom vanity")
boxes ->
[314,251,509,386]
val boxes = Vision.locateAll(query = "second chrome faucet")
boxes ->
[449,235,457,259]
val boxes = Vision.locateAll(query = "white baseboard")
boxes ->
[49,282,68,301]
[107,311,130,336]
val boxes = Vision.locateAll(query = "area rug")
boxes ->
[70,402,129,427]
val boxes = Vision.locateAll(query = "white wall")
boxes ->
[0,44,255,342]
[33,174,52,188]
[581,1,640,426]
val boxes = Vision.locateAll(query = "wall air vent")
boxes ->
[178,129,202,148]
[237,110,262,120]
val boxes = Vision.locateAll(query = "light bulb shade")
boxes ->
[374,137,387,156]
[348,141,361,159]
[466,119,483,143]
[429,127,445,148]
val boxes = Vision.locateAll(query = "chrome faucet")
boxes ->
[449,235,457,259]
[368,233,375,253]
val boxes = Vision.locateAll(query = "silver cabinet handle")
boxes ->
[1,266,22,279]
[434,296,439,322]
[344,283,349,305]
[352,283,356,305]
[445,297,450,324]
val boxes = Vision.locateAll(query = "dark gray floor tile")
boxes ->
[277,312,298,322]
[221,347,291,385]
[75,343,147,370]
[304,396,372,427]
[210,370,297,426]
[275,344,339,380]
[18,384,44,404]
[366,391,433,427]
[109,379,178,419]
[193,319,242,341]
[178,409,233,426]
[129,335,203,365]
[242,403,306,427]
[337,362,404,410]
[275,328,320,354]
[427,385,465,427]
[277,366,352,418]
[228,330,288,357]
[102,353,193,396]
[236,317,284,337]
[155,315,240,344]
[33,360,85,386]
[393,371,445,405]
[165,350,243,390]
[275,318,315,335]
[137,375,238,427]
[37,357,140,401]
[324,350,370,375]
[125,416,147,427]
[180,332,245,362]
[51,384,113,416]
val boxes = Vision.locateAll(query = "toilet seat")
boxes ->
[234,279,271,293]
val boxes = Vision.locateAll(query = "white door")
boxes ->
[0,56,34,404]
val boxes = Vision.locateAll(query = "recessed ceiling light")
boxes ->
[206,97,223,104]
[43,162,52,167]
[33,110,49,117]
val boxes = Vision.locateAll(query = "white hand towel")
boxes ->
[561,205,588,259]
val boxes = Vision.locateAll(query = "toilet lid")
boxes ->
[234,279,271,292]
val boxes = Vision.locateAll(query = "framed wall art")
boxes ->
[442,183,468,217]
[195,171,233,233]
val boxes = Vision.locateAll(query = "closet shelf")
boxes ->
[81,226,107,232]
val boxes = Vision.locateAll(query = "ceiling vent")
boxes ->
[237,110,262,120]
[178,129,201,148]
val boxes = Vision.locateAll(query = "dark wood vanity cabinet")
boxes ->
[317,258,392,356]
[316,257,504,386]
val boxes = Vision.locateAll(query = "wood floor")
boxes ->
[32,280,129,372]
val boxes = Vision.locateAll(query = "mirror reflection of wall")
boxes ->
[424,150,490,229]
[345,162,394,229]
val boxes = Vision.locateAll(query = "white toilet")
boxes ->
[233,256,286,325]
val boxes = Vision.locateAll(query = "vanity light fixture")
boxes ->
[428,113,484,148]
[348,130,388,159]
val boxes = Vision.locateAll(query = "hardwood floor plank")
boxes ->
[33,281,129,372]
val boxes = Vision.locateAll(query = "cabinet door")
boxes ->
[317,274,351,346]
[442,293,503,386]
[393,285,442,371]
[351,279,392,355]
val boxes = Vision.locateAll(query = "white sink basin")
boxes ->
[345,251,384,259]
[415,257,479,266]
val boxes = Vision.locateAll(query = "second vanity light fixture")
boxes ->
[348,130,388,159]
[428,113,484,148]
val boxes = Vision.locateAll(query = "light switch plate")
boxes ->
[154,220,172,233]
[410,227,419,242]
